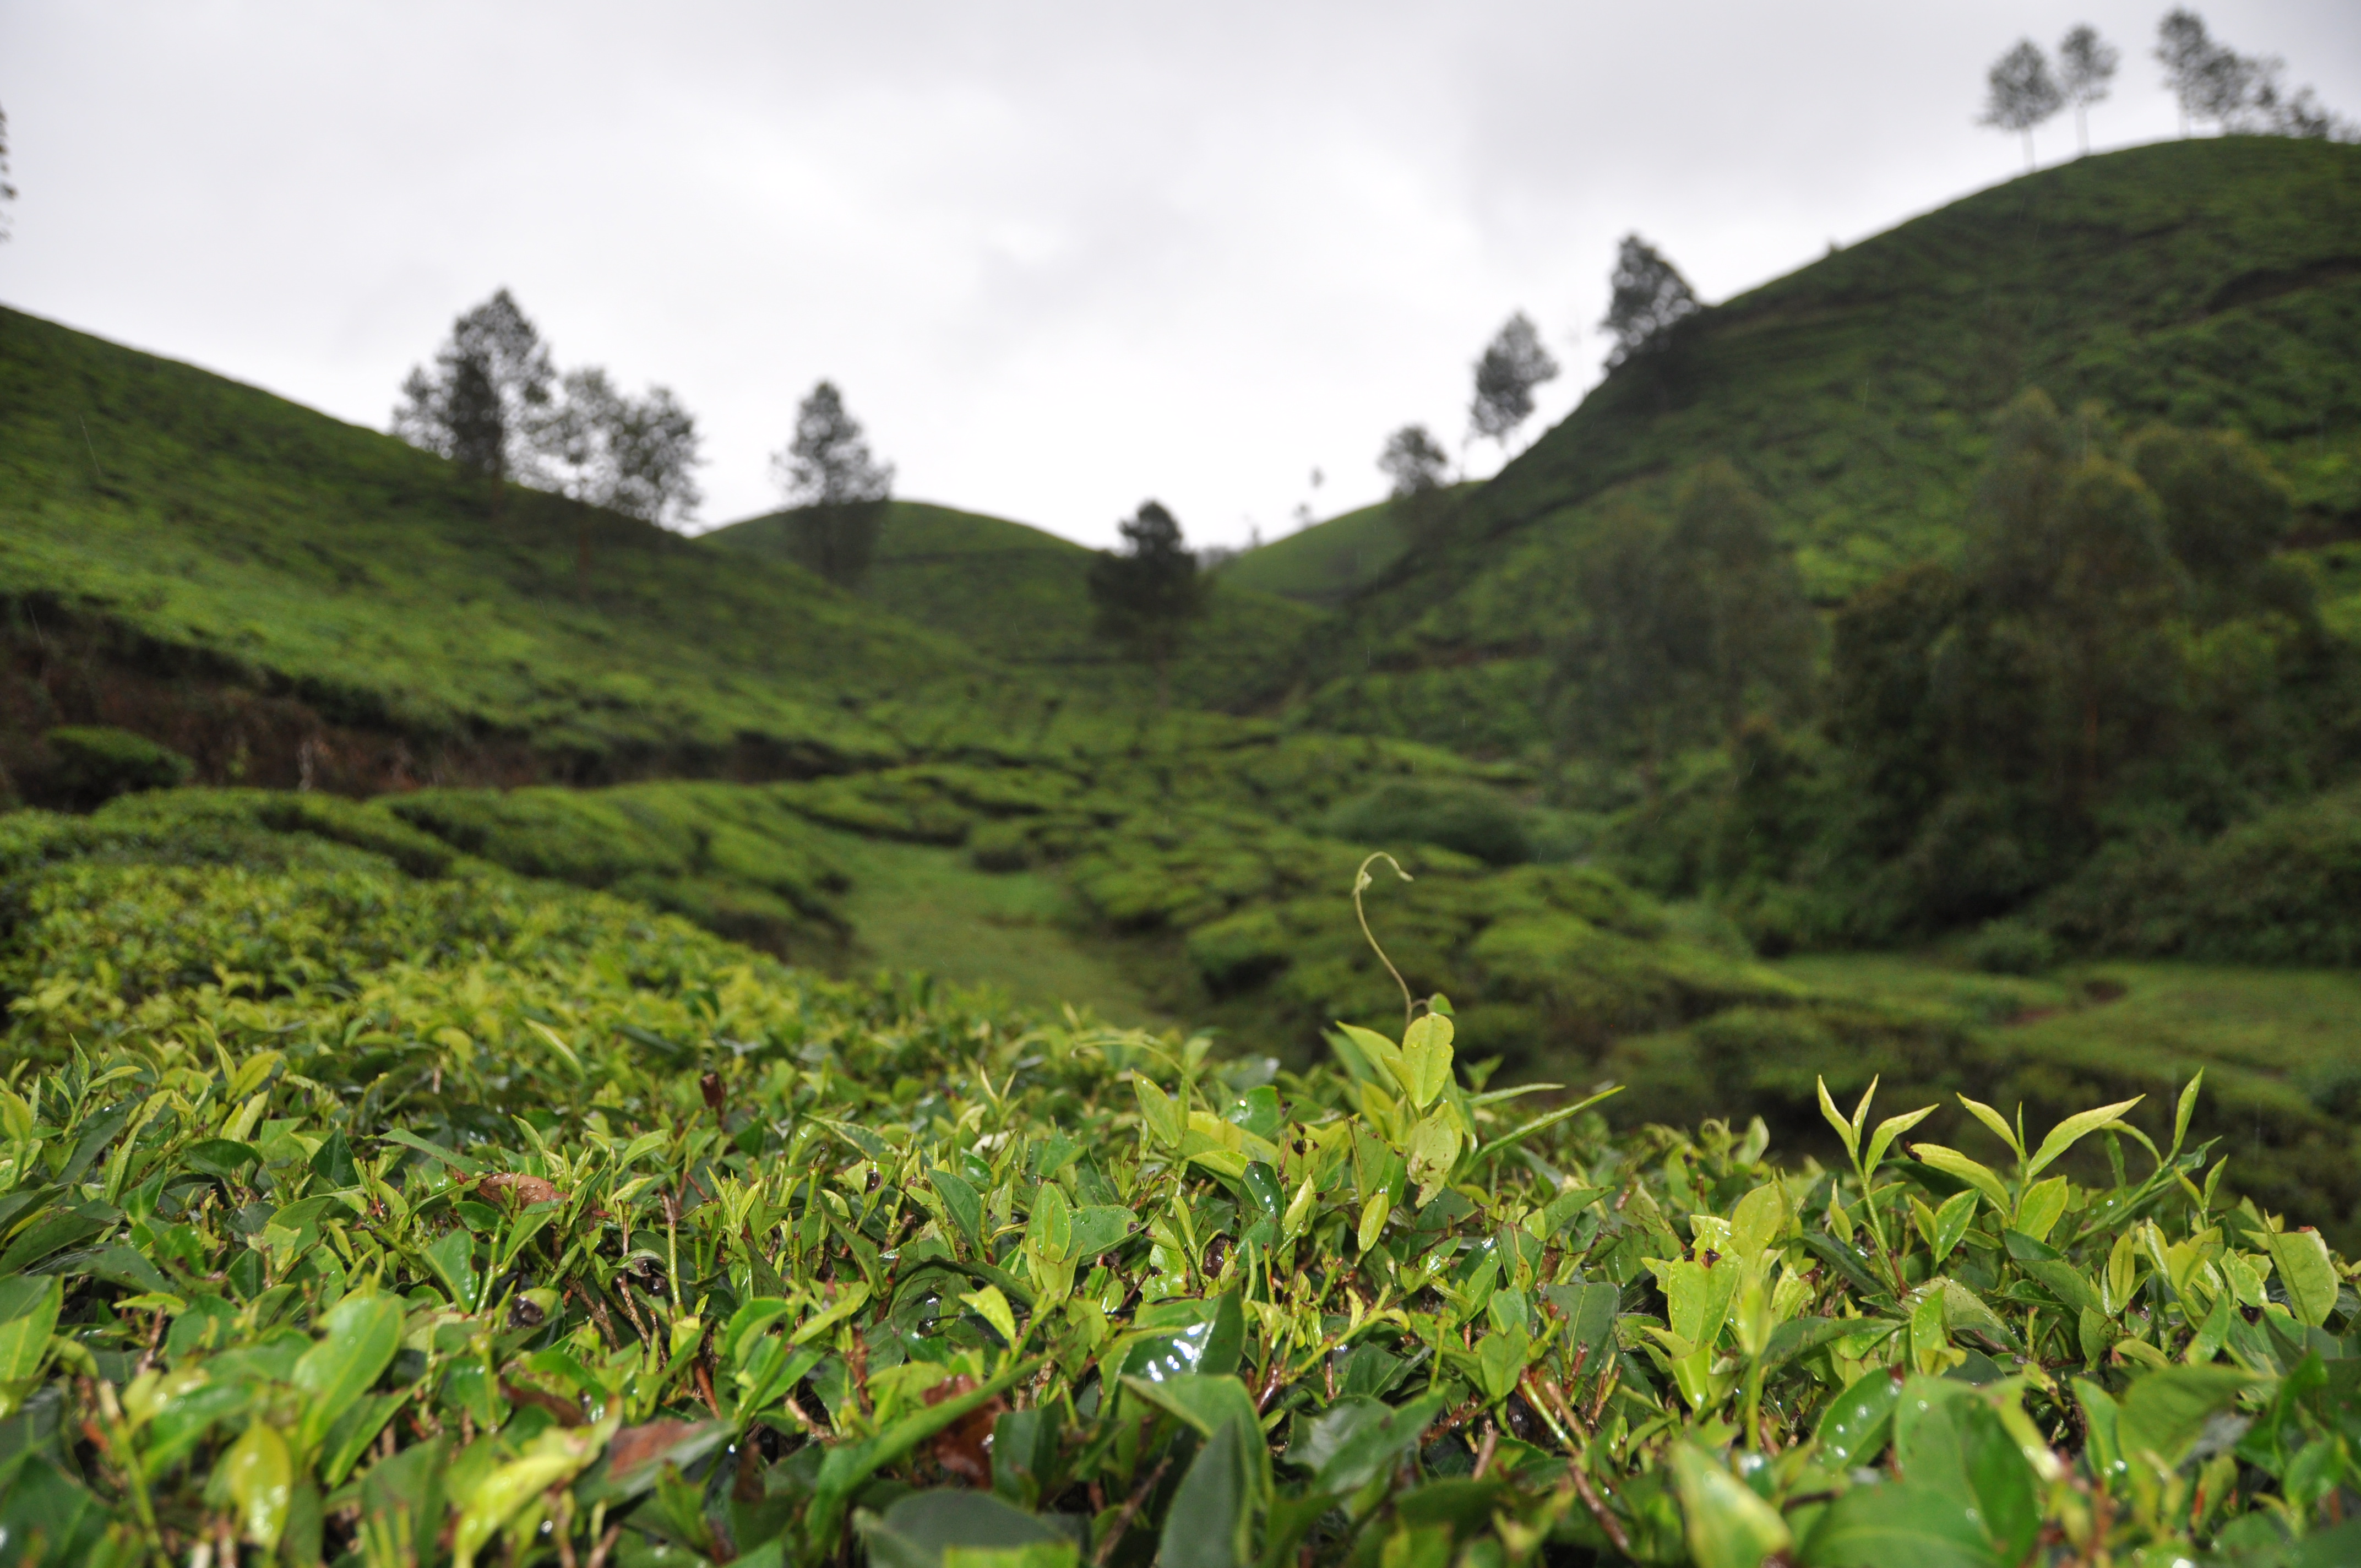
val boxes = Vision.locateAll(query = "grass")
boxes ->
[704,498,1323,710]
[1298,137,2361,753]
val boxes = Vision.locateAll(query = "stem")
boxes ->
[1352,853,1417,1030]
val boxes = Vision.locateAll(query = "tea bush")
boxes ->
[3,822,2360,1566]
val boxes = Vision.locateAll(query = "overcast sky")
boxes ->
[4,2,2356,548]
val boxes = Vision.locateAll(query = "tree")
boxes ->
[2057,25,2119,155]
[1553,462,1811,791]
[2153,10,2354,139]
[391,289,555,483]
[540,368,704,528]
[1979,40,2064,171]
[0,103,17,243]
[769,381,895,586]
[1378,424,1454,547]
[1087,500,1209,708]
[1599,237,1700,370]
[1468,314,1559,454]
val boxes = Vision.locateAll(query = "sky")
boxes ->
[3,2,2357,549]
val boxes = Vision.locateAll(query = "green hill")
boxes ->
[1296,137,2361,752]
[0,305,1036,793]
[1216,486,1477,606]
[705,499,1323,709]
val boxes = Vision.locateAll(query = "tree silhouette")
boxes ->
[2057,26,2119,155]
[1469,314,1559,454]
[1379,425,1454,547]
[769,382,894,586]
[1600,237,1700,371]
[0,104,17,243]
[1979,40,2064,171]
[392,290,556,484]
[1087,500,1209,708]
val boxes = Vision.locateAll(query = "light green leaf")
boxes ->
[1394,1012,1454,1109]
[1132,1077,1183,1149]
[1815,1369,1900,1468]
[0,1278,62,1384]
[2172,1071,2204,1158]
[2011,1177,2069,1244]
[1405,1112,1460,1207]
[1356,1193,1390,1254]
[225,1422,293,1550]
[1026,1183,1071,1262]
[1907,1144,2011,1215]
[1955,1095,2026,1162]
[2117,1364,2256,1472]
[1817,1076,1861,1163]
[1671,1442,1793,1568]
[1864,1104,1937,1177]
[292,1292,401,1452]
[792,1281,874,1345]
[2266,1228,2340,1328]
[2025,1097,2144,1179]
[1729,1182,1789,1261]
[957,1285,1018,1349]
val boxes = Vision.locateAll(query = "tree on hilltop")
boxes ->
[1469,314,1559,456]
[539,368,704,528]
[2057,25,2119,155]
[1979,40,2064,171]
[0,104,17,243]
[1600,237,1700,371]
[769,381,894,586]
[1379,424,1454,547]
[1087,500,1209,709]
[2156,10,2358,140]
[393,289,557,484]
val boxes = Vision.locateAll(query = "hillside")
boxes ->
[1295,137,2361,752]
[0,306,1024,793]
[1216,485,1477,606]
[705,499,1323,709]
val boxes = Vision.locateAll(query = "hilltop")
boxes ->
[1215,486,1477,607]
[1292,137,2361,752]
[0,306,1024,789]
[704,499,1321,709]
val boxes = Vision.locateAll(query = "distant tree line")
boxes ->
[1981,11,2354,169]
[0,102,15,243]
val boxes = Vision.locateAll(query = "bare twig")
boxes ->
[1092,1457,1173,1568]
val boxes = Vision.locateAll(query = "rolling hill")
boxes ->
[704,499,1323,709]
[1292,136,2361,754]
[1216,486,1476,606]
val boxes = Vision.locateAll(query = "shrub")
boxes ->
[1967,916,2060,974]
[0,807,2354,1565]
[37,723,193,808]
[1325,779,1531,865]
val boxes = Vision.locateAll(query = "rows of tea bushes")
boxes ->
[3,808,2360,1565]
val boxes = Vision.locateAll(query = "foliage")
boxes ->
[1087,503,1211,704]
[1599,236,1700,371]
[2056,24,2119,154]
[392,290,558,483]
[537,368,705,529]
[1979,39,2064,166]
[1296,138,2361,750]
[768,383,895,588]
[1552,463,1814,778]
[2156,9,2357,141]
[1468,315,1560,453]
[36,726,194,810]
[1324,781,1531,869]
[3,802,2359,1565]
